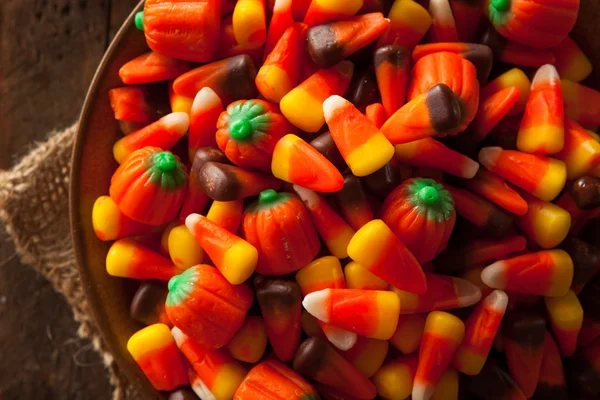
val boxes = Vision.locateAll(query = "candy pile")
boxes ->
[93,0,600,399]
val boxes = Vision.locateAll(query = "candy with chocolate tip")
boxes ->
[453,290,508,376]
[257,23,304,103]
[334,175,374,230]
[381,84,462,144]
[303,288,400,340]
[478,147,566,202]
[515,191,571,249]
[482,250,574,297]
[235,360,319,400]
[303,0,364,27]
[106,238,181,281]
[264,0,294,56]
[481,68,531,117]
[127,323,188,391]
[206,200,243,234]
[166,265,253,349]
[390,314,427,354]
[545,290,583,357]
[372,354,419,400]
[216,99,293,172]
[391,273,481,314]
[142,0,220,62]
[562,79,600,129]
[168,224,205,270]
[365,103,387,129]
[324,95,395,177]
[427,0,459,43]
[340,335,389,378]
[413,311,465,400]
[347,219,426,294]
[373,45,409,116]
[130,280,171,327]
[467,360,527,400]
[555,120,600,180]
[465,168,528,216]
[173,55,258,105]
[172,327,247,400]
[378,0,431,49]
[559,236,600,294]
[198,162,282,201]
[109,85,170,124]
[348,68,381,113]
[362,162,401,200]
[531,331,568,400]
[472,86,520,144]
[502,312,546,398]
[280,61,354,132]
[188,87,223,161]
[292,337,377,399]
[180,147,228,219]
[119,51,191,85]
[309,132,347,172]
[551,36,592,83]
[232,0,267,50]
[444,185,514,236]
[578,274,600,322]
[566,338,600,398]
[244,190,320,275]
[450,0,482,42]
[92,196,154,241]
[306,13,389,69]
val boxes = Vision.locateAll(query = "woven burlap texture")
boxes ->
[0,124,140,400]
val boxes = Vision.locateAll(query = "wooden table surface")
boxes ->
[0,1,138,398]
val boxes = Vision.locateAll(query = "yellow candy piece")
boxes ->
[553,37,593,83]
[127,323,174,360]
[517,125,564,156]
[226,316,268,363]
[372,356,417,400]
[233,0,267,49]
[431,368,459,400]
[221,239,258,285]
[343,337,389,378]
[296,256,345,294]
[310,0,363,16]
[482,68,531,116]
[280,87,326,133]
[390,286,420,313]
[516,199,571,249]
[425,311,465,343]
[557,124,600,180]
[545,289,583,332]
[168,225,204,270]
[210,363,248,400]
[389,314,427,354]
[161,220,179,256]
[92,196,123,241]
[345,132,395,177]
[344,261,389,290]
[171,93,193,115]
[532,158,567,202]
[372,290,402,340]
[382,0,432,49]
[106,239,137,277]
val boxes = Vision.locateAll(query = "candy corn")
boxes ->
[515,192,571,249]
[344,261,389,290]
[479,25,556,67]
[186,213,257,284]
[363,162,402,200]
[559,236,600,294]
[92,196,154,241]
[264,0,294,56]
[378,0,432,49]
[226,316,268,363]
[172,327,247,399]
[450,0,482,42]
[552,36,592,83]
[467,360,527,400]
[347,219,426,294]
[280,61,354,132]
[168,224,205,270]
[232,0,267,49]
[481,250,574,297]
[413,311,465,400]
[188,87,223,160]
[294,185,354,259]
[481,68,531,117]
[465,168,528,215]
[127,323,188,391]
[502,312,546,398]
[235,360,319,400]
[301,310,326,339]
[348,67,381,113]
[531,331,568,400]
[544,290,583,357]
[198,162,282,201]
[565,338,600,398]
[427,0,459,43]
[292,337,377,399]
[390,314,427,354]
[339,335,389,378]
[310,131,347,172]
[169,388,197,400]
[334,175,374,230]
[255,276,302,361]
[166,265,254,349]
[206,200,243,234]
[168,81,194,115]
[106,239,181,280]
[119,51,191,85]
[555,119,600,179]
[431,368,459,400]
[478,147,566,201]
[108,85,168,124]
[372,354,419,400]
[303,0,363,27]
[391,273,481,314]
[215,15,265,63]
[453,290,508,375]
[472,86,521,143]
[373,45,410,116]
[561,79,600,129]
[130,281,171,327]
[365,103,387,129]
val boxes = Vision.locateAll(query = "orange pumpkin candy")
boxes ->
[408,52,480,134]
[243,190,321,275]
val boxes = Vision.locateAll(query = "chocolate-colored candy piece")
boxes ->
[219,54,258,104]
[310,131,347,172]
[461,44,493,84]
[569,176,600,210]
[565,340,600,398]
[502,312,546,347]
[467,360,526,400]
[254,276,302,308]
[478,24,507,57]
[373,44,409,68]
[190,147,228,184]
[532,383,568,400]
[581,217,600,248]
[130,280,169,326]
[348,67,380,113]
[426,84,462,133]
[578,274,600,322]
[168,388,198,400]
[306,25,345,69]
[362,162,401,200]
[559,236,600,291]
[293,337,330,375]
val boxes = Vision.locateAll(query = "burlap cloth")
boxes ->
[0,124,139,400]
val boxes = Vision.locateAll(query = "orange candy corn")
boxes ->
[374,45,410,116]
[334,175,374,230]
[339,335,389,378]
[106,239,180,281]
[92,196,154,241]
[226,316,268,363]
[256,23,304,103]
[280,61,354,133]
[413,311,465,400]
[272,135,344,192]
[127,324,188,391]
[293,337,377,399]
[481,250,574,297]
[544,289,583,357]
[113,112,189,164]
[478,147,566,201]
[552,36,593,83]
[303,0,363,27]
[555,118,600,179]
[168,224,205,270]
[303,288,401,340]
[214,15,265,63]
[233,0,267,49]
[394,138,479,179]
[427,0,459,43]
[382,84,462,144]
[516,190,571,249]
[292,0,311,20]
[391,273,482,314]
[378,0,432,49]
[264,0,295,56]
[390,314,427,354]
[453,290,508,375]
[481,68,531,117]
[294,186,355,259]
[206,200,244,233]
[109,85,168,124]
[255,276,302,361]
[347,219,427,294]
[471,86,520,143]
[344,261,389,291]
[464,168,528,215]
[517,65,565,155]
[307,13,390,69]
[561,79,600,129]
[450,0,482,42]
[372,354,419,400]
[168,80,194,115]
[365,103,387,129]
[188,87,223,160]
[324,95,395,177]
[531,331,568,399]
[186,213,257,284]
[119,51,191,85]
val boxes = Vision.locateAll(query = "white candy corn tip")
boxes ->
[185,213,202,233]
[163,112,190,134]
[454,277,483,307]
[324,327,358,351]
[478,147,503,169]
[293,184,319,208]
[192,87,222,112]
[323,95,347,121]
[273,0,291,12]
[170,326,186,347]
[412,381,436,400]
[429,0,455,23]
[481,261,508,290]
[302,289,331,323]
[532,64,560,88]
[484,290,509,313]
[190,371,217,400]
[462,159,480,179]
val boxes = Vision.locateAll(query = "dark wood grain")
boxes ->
[0,0,137,398]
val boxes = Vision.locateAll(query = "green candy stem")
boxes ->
[146,151,186,190]
[226,100,270,142]
[168,274,182,293]
[490,0,510,12]
[135,11,144,31]
[259,189,280,204]
[407,178,454,223]
[154,152,177,173]
[229,118,254,140]
[418,185,439,206]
